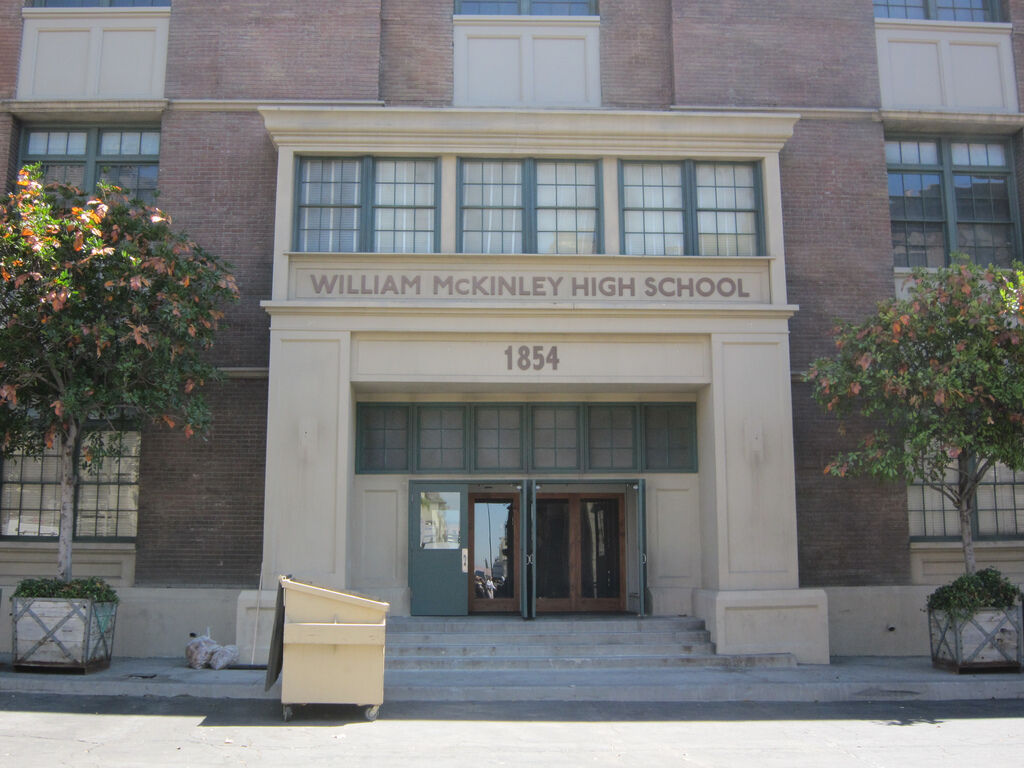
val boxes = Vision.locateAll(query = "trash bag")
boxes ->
[186,633,219,669]
[209,644,240,670]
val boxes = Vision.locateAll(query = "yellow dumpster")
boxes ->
[264,576,389,721]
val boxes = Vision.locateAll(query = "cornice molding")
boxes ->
[258,106,800,157]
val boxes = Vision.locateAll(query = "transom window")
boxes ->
[0,431,141,541]
[456,1,597,14]
[873,0,997,21]
[886,138,1019,268]
[21,127,160,204]
[621,161,761,257]
[356,403,695,474]
[909,462,1024,539]
[295,157,438,254]
[460,160,600,254]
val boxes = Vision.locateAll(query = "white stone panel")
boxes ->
[98,28,157,98]
[454,17,600,108]
[18,8,169,101]
[876,19,1017,112]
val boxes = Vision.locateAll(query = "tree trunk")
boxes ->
[957,451,977,575]
[56,420,78,583]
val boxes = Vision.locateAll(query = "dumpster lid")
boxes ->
[279,576,391,611]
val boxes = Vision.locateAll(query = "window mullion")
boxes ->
[361,156,375,253]
[523,159,536,254]
[939,140,959,266]
[682,160,697,257]
[84,127,100,194]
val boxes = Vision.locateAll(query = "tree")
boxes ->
[0,167,239,581]
[805,261,1024,575]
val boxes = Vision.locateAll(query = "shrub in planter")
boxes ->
[11,577,119,672]
[927,568,1023,673]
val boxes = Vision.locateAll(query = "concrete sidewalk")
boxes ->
[2,654,1024,703]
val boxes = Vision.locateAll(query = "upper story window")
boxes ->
[873,0,998,22]
[0,431,141,541]
[28,1,170,7]
[460,159,600,254]
[886,138,1019,268]
[456,0,596,14]
[21,127,160,204]
[621,161,762,257]
[296,157,438,254]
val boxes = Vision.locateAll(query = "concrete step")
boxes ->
[384,653,795,671]
[385,642,715,658]
[387,631,712,647]
[386,616,707,634]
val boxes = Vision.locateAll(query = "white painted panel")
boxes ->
[33,30,91,98]
[949,42,1006,109]
[887,41,943,107]
[98,29,156,98]
[533,36,587,106]
[454,18,600,108]
[876,20,1017,112]
[18,9,169,100]
[651,487,699,582]
[465,36,522,106]
[358,489,401,586]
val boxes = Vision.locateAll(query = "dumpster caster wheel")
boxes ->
[282,705,293,722]
[364,705,380,722]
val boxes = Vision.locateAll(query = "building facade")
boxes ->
[1,0,1023,662]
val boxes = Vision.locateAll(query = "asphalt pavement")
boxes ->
[2,693,1024,767]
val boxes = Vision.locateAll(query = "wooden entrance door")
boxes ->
[535,493,625,613]
[468,494,519,613]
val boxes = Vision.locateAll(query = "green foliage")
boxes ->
[927,567,1021,621]
[806,261,1024,487]
[0,166,239,581]
[805,260,1024,574]
[0,167,239,456]
[13,576,119,603]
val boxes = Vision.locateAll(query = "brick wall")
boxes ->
[381,0,452,106]
[0,0,20,100]
[671,0,880,108]
[781,117,910,585]
[601,0,673,109]
[155,109,276,369]
[165,0,382,101]
[135,378,268,587]
[0,114,17,194]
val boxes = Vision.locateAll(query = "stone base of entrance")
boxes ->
[693,588,830,664]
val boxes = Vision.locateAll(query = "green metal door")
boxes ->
[409,483,469,616]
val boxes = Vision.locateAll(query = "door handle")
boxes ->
[461,548,469,573]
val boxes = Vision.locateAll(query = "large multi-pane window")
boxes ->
[21,127,160,204]
[456,1,597,14]
[460,160,599,254]
[621,161,761,257]
[887,138,1019,268]
[873,0,997,21]
[295,157,438,253]
[0,431,141,540]
[909,462,1024,539]
[29,1,170,6]
[356,403,695,474]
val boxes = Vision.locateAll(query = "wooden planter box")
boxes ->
[929,605,1023,673]
[12,597,117,672]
